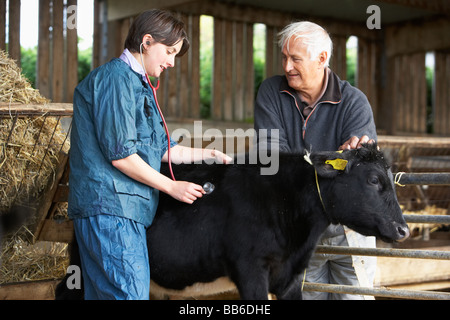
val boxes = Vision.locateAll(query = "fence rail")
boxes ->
[313,171,450,299]
[303,283,450,300]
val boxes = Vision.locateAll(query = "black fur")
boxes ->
[56,144,409,300]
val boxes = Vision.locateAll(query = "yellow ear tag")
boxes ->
[325,158,348,171]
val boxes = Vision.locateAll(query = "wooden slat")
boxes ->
[234,21,244,121]
[8,0,21,67]
[0,280,60,300]
[189,14,200,118]
[0,103,73,116]
[434,51,450,135]
[0,0,6,51]
[179,13,190,118]
[329,35,347,80]
[38,219,74,243]
[223,19,233,121]
[30,152,69,242]
[66,0,78,103]
[244,22,254,121]
[212,17,224,120]
[37,0,51,99]
[52,0,64,102]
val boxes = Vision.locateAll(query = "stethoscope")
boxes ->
[140,42,215,194]
[140,42,176,181]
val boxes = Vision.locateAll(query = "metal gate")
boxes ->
[303,173,450,300]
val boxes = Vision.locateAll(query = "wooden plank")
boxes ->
[92,0,101,68]
[434,51,450,136]
[66,0,78,104]
[189,14,200,118]
[38,219,74,243]
[212,17,224,120]
[244,22,254,121]
[37,0,51,99]
[0,103,73,116]
[52,0,64,103]
[385,17,450,57]
[223,19,233,121]
[179,13,190,118]
[234,21,244,121]
[30,152,69,242]
[375,247,450,287]
[0,0,5,51]
[8,0,21,67]
[0,280,60,300]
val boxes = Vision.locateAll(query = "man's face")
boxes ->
[281,38,325,93]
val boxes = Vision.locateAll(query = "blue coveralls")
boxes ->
[68,56,175,299]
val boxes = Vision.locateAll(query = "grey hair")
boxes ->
[278,21,333,67]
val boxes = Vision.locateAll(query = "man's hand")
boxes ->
[339,135,375,150]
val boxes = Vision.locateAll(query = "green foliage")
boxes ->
[78,47,92,82]
[199,17,266,119]
[20,47,37,87]
[346,38,357,86]
[19,44,92,90]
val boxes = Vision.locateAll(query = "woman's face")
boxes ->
[143,39,183,77]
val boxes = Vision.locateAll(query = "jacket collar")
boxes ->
[279,68,342,104]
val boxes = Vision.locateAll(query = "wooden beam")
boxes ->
[0,103,73,116]
[29,152,69,242]
[385,17,450,57]
[376,0,450,16]
[0,0,6,51]
[8,0,21,67]
[37,0,51,99]
[0,280,60,300]
[51,0,64,102]
[66,0,78,103]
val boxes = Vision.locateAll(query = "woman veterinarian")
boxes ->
[68,9,231,300]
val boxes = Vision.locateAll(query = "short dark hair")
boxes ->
[124,9,189,57]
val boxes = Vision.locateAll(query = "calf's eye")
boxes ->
[368,176,379,185]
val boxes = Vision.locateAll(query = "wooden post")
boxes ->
[66,0,78,103]
[434,51,450,136]
[51,0,64,102]
[8,0,21,67]
[190,14,200,118]
[0,0,5,51]
[37,0,51,99]
[212,17,224,120]
[244,22,254,121]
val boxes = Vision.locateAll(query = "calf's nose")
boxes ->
[393,222,410,242]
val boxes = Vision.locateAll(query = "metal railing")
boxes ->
[304,172,450,300]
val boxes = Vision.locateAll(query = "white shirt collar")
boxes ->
[119,48,148,83]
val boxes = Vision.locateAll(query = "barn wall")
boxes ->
[434,50,450,136]
[101,0,383,122]
[382,17,450,135]
[35,0,79,103]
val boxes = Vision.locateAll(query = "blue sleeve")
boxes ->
[92,71,138,162]
[341,87,377,144]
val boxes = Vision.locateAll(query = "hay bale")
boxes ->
[0,50,71,285]
[0,50,49,104]
[0,50,70,211]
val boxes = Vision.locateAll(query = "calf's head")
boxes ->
[309,143,409,243]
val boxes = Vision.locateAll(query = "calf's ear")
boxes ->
[309,151,349,179]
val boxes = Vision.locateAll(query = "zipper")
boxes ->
[280,90,316,140]
[281,89,341,140]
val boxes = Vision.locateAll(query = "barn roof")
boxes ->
[107,0,449,24]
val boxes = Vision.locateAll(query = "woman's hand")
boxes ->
[166,180,205,204]
[112,153,204,204]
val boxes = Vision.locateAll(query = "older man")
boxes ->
[254,21,377,299]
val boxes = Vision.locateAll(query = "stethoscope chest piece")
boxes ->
[203,182,215,195]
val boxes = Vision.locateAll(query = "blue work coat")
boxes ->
[68,58,175,227]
